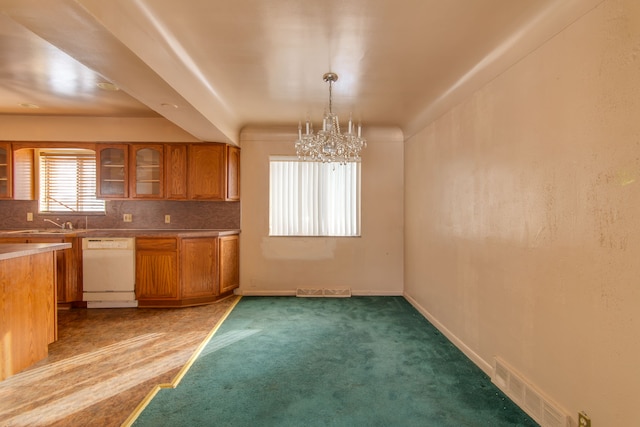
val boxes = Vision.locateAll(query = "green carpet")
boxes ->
[133,296,539,426]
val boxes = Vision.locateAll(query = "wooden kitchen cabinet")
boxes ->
[219,234,239,294]
[2,141,238,202]
[130,144,164,198]
[28,236,81,305]
[186,143,240,201]
[96,144,129,198]
[136,233,239,307]
[0,142,12,199]
[94,142,239,201]
[187,143,226,200]
[226,145,240,201]
[181,238,218,299]
[12,148,35,200]
[165,144,188,199]
[135,238,179,300]
[132,142,238,201]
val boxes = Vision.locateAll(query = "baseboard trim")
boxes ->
[403,292,492,376]
[236,289,403,297]
[235,289,296,296]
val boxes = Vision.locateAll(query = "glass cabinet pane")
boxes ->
[135,147,162,196]
[100,147,126,196]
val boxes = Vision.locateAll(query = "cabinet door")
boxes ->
[165,144,188,199]
[181,238,218,298]
[0,142,12,199]
[226,145,240,201]
[188,144,225,200]
[219,234,239,294]
[130,144,164,199]
[96,145,128,198]
[27,237,72,303]
[135,238,179,299]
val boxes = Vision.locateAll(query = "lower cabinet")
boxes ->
[219,234,240,294]
[135,238,178,300]
[135,234,239,307]
[28,237,81,305]
[181,238,219,299]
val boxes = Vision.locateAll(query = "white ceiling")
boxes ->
[0,0,602,144]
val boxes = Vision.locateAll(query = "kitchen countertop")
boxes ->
[0,229,240,238]
[0,242,72,261]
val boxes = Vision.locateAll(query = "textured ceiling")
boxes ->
[0,0,602,143]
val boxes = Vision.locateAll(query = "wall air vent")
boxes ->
[492,357,570,427]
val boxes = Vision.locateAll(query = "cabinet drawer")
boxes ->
[136,238,177,251]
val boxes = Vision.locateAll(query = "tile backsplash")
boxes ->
[0,200,240,230]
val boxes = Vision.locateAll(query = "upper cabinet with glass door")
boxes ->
[130,144,164,199]
[93,142,237,201]
[96,144,129,198]
[0,142,12,199]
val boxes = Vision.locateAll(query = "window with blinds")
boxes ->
[38,149,105,213]
[269,157,361,236]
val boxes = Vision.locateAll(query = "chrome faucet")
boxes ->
[43,218,64,229]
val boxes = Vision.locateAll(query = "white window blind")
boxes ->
[39,150,105,213]
[269,157,361,236]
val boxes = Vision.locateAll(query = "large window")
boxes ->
[269,156,361,236]
[38,149,105,213]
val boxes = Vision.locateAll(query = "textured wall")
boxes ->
[404,0,640,425]
[239,126,404,296]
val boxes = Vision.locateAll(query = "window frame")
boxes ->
[37,148,105,214]
[269,156,361,237]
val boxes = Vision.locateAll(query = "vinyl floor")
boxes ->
[0,296,239,427]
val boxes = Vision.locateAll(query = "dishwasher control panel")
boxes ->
[83,238,134,250]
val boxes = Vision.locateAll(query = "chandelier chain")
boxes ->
[328,78,333,114]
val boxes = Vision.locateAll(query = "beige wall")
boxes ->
[239,126,404,295]
[404,0,640,425]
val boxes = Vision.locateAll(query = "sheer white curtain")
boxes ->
[270,157,360,236]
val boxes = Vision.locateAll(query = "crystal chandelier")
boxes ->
[295,72,366,163]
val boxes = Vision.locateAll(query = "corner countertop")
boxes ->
[0,229,240,238]
[0,243,72,261]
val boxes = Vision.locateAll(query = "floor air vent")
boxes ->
[296,288,351,298]
[492,357,569,427]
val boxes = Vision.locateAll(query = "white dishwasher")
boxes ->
[82,237,137,308]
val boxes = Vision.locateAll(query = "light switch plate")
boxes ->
[123,213,132,222]
[165,215,171,224]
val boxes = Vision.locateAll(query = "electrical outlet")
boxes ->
[27,212,33,221]
[578,411,591,427]
[165,214,171,224]
[123,213,132,222]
